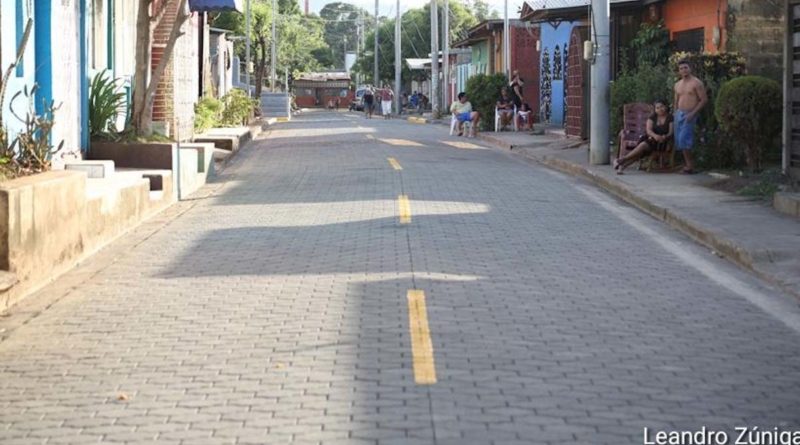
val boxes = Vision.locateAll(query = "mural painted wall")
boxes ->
[539,21,576,127]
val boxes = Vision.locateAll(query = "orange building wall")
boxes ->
[662,0,728,52]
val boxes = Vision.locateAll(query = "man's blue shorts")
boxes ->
[456,112,471,123]
[675,110,696,151]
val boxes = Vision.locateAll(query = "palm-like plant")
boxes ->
[89,71,126,140]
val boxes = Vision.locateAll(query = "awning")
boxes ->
[188,0,242,12]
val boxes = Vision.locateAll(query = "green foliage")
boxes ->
[194,89,257,132]
[353,1,477,85]
[214,1,325,92]
[220,89,258,126]
[630,21,670,67]
[715,76,782,172]
[0,85,63,179]
[319,2,370,70]
[610,64,673,140]
[194,96,224,133]
[89,71,126,140]
[464,73,507,131]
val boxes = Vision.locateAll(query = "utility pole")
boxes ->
[374,0,379,86]
[589,0,610,165]
[356,14,361,85]
[271,0,277,92]
[395,0,402,114]
[245,0,251,94]
[503,0,510,78]
[430,0,439,117]
[443,0,449,107]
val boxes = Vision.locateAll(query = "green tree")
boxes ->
[214,1,325,95]
[471,0,497,21]
[353,1,477,86]
[320,2,370,70]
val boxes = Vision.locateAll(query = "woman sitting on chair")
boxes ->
[613,100,673,175]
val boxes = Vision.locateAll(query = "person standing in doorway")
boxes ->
[673,60,707,174]
[381,84,394,119]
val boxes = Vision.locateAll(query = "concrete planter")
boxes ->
[0,170,173,311]
[89,141,214,199]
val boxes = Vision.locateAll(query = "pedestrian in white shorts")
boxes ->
[380,85,394,119]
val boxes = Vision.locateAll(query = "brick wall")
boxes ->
[150,0,199,140]
[565,27,588,139]
[510,26,540,119]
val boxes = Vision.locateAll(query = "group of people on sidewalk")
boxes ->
[361,85,396,119]
[614,59,707,175]
[451,70,529,138]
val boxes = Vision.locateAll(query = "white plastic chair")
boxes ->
[449,113,471,136]
[494,105,518,132]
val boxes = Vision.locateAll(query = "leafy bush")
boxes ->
[715,76,782,172]
[194,96,223,133]
[630,21,670,67]
[464,73,508,131]
[89,71,126,140]
[610,64,673,140]
[220,89,257,127]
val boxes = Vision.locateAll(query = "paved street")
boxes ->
[2,110,800,444]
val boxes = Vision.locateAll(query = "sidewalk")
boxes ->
[459,127,800,299]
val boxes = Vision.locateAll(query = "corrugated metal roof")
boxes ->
[295,72,351,82]
[524,0,640,8]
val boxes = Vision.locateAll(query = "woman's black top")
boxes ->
[639,113,673,151]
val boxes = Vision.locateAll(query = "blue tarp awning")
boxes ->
[188,0,242,12]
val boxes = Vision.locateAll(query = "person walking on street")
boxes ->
[380,85,394,119]
[363,87,375,119]
[673,60,707,174]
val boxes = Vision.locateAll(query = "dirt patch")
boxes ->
[705,167,790,200]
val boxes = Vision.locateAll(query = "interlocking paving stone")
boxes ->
[0,111,798,444]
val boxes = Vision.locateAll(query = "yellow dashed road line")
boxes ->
[398,195,412,224]
[407,290,437,385]
[388,158,403,170]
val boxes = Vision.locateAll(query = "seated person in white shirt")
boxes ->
[450,92,481,137]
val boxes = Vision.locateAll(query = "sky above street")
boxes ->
[308,0,527,17]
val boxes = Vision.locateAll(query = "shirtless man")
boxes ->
[673,60,708,174]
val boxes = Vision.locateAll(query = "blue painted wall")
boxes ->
[34,0,52,117]
[539,21,576,127]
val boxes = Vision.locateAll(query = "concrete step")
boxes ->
[64,160,115,178]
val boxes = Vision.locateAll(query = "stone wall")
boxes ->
[727,0,784,81]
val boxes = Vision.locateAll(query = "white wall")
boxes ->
[1,0,37,140]
[171,12,201,140]
[51,0,82,163]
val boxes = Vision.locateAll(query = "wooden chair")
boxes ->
[617,103,652,161]
[617,103,675,172]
